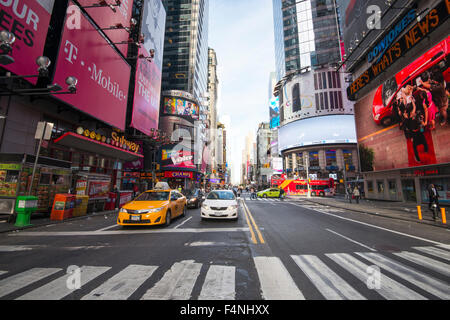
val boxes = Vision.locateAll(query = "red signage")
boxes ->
[52,1,131,130]
[77,0,133,57]
[131,47,161,135]
[0,0,55,84]
[164,171,193,179]
[88,180,110,199]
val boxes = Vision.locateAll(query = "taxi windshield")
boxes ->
[135,192,170,201]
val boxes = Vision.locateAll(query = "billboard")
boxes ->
[269,96,280,128]
[161,148,196,169]
[0,0,55,84]
[163,97,200,120]
[77,0,133,57]
[278,115,357,152]
[141,0,166,73]
[52,2,131,130]
[356,36,450,172]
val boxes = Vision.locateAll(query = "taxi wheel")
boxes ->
[165,210,171,226]
[181,205,186,217]
[263,194,267,198]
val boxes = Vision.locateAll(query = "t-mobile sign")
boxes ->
[52,1,131,130]
[0,0,55,84]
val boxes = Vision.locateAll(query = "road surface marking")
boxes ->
[0,245,35,252]
[173,216,192,229]
[0,268,61,298]
[141,260,202,300]
[289,203,447,246]
[8,227,250,237]
[243,201,265,244]
[95,224,120,232]
[81,265,158,300]
[16,266,111,300]
[291,254,366,300]
[413,246,450,261]
[241,203,257,244]
[326,229,376,251]
[198,265,235,300]
[253,256,305,300]
[326,253,426,300]
[392,251,450,277]
[0,271,7,276]
[356,252,450,299]
[437,244,450,250]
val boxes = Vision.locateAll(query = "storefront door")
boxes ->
[401,179,416,202]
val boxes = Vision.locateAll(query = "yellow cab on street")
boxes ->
[117,182,187,227]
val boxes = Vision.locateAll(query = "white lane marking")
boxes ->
[392,251,450,278]
[81,265,158,300]
[173,216,192,229]
[356,252,450,300]
[0,268,62,298]
[95,224,120,232]
[0,271,7,276]
[198,265,235,300]
[253,256,305,300]
[291,255,366,300]
[16,266,111,300]
[8,227,250,237]
[326,229,376,252]
[289,203,447,246]
[142,260,201,300]
[437,244,450,250]
[0,245,34,252]
[185,241,235,247]
[413,246,450,262]
[326,253,426,300]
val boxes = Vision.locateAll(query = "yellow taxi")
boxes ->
[117,182,187,227]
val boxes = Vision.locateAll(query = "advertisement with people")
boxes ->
[356,36,450,171]
[163,97,200,120]
[0,0,55,84]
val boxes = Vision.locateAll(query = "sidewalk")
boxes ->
[287,195,450,229]
[0,209,119,234]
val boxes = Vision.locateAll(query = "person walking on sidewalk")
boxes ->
[428,183,440,220]
[353,186,360,204]
[347,184,353,203]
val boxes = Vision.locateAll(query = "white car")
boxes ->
[201,190,239,220]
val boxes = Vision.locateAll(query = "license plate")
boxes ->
[130,215,141,221]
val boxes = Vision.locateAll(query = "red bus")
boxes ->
[276,178,335,197]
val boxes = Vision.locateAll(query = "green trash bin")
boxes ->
[14,196,38,227]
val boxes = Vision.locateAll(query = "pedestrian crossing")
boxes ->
[0,246,448,300]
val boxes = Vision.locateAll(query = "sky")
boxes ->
[208,0,276,184]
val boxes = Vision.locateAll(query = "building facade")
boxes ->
[256,122,275,187]
[207,48,219,177]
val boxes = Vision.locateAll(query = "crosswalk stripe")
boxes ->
[141,260,202,300]
[291,255,366,300]
[0,271,7,276]
[81,265,157,300]
[356,252,450,299]
[0,268,61,298]
[413,246,450,262]
[16,266,111,300]
[253,256,305,300]
[326,253,426,300]
[198,265,235,300]
[392,251,450,278]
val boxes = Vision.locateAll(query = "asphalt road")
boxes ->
[0,192,449,300]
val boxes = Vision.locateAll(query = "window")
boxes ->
[388,180,396,196]
[326,150,337,166]
[296,152,303,168]
[309,151,319,167]
[367,181,374,192]
[292,83,301,112]
[377,180,385,194]
[343,149,352,165]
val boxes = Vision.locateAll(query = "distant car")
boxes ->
[257,188,282,198]
[185,188,205,209]
[201,190,238,220]
[117,188,186,227]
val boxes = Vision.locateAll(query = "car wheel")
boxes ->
[319,192,325,197]
[381,116,393,127]
[181,205,186,217]
[165,210,171,226]
[263,194,267,198]
[311,192,317,197]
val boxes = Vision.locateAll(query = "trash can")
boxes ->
[14,196,38,227]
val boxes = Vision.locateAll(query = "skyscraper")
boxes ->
[207,48,219,176]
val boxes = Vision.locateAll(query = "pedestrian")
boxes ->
[353,186,360,204]
[428,183,440,220]
[112,184,120,210]
[347,185,353,203]
[133,184,139,199]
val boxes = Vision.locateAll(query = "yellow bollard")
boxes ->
[441,208,446,224]
[417,206,422,220]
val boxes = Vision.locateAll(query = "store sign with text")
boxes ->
[0,0,55,84]
[75,127,142,154]
[164,171,193,179]
[53,1,131,130]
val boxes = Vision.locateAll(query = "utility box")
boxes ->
[14,196,38,227]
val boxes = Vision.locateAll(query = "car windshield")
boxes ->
[135,192,170,201]
[185,189,198,197]
[207,191,235,200]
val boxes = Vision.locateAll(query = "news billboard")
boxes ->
[278,115,357,152]
[0,0,55,84]
[52,1,131,130]
[356,36,450,172]
[77,0,133,57]
[163,97,200,120]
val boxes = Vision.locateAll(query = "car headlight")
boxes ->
[147,208,163,213]
[202,204,210,210]
[119,208,128,213]
[189,198,197,202]
[374,114,380,120]
[230,205,238,209]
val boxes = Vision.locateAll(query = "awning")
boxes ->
[54,132,144,162]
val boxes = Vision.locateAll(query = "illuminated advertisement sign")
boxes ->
[53,1,131,130]
[278,115,357,152]
[164,171,193,179]
[77,0,133,57]
[163,97,199,120]
[0,0,55,84]
[356,36,450,172]
[347,0,450,100]
[269,96,280,128]
[161,149,196,169]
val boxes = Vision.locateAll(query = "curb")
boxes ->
[0,210,119,234]
[296,198,450,229]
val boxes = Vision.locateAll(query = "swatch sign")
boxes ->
[0,0,55,84]
[52,1,131,130]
